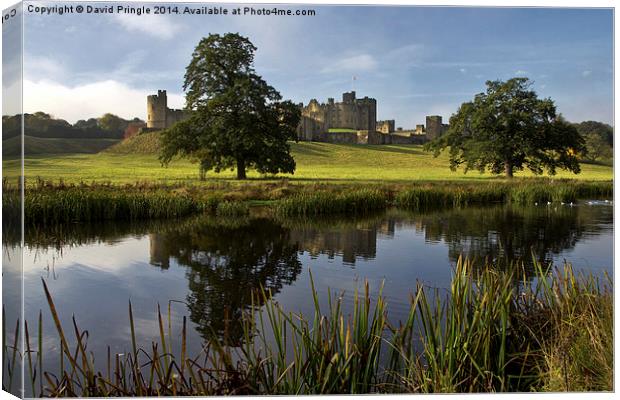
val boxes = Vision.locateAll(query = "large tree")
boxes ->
[425,78,585,178]
[160,33,300,180]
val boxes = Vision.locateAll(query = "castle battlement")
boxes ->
[296,91,377,141]
[296,91,447,145]
[146,90,189,130]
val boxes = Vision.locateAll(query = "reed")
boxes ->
[4,179,612,222]
[215,201,250,217]
[8,256,611,396]
[394,184,508,210]
[275,189,388,217]
[23,187,212,225]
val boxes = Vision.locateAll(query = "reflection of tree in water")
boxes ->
[149,217,302,345]
[415,204,611,274]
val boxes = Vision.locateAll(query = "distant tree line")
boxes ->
[2,112,145,140]
[572,120,613,162]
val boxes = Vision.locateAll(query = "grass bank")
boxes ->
[2,143,613,184]
[3,179,612,224]
[7,258,612,396]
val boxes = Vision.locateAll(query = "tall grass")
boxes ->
[2,178,223,225]
[275,189,388,217]
[396,181,612,210]
[394,185,507,209]
[3,179,612,222]
[215,201,250,217]
[8,257,611,396]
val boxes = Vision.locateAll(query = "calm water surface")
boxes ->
[3,202,613,394]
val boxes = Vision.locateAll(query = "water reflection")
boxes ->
[412,204,612,272]
[148,217,302,344]
[8,203,613,350]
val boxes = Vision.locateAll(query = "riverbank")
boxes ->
[9,258,612,396]
[3,179,613,225]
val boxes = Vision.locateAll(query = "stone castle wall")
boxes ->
[147,90,188,130]
[425,115,448,141]
[146,89,447,146]
[296,91,377,140]
[376,120,395,134]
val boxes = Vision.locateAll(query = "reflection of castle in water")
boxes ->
[288,220,396,265]
[148,204,611,273]
[149,220,397,267]
[140,204,610,344]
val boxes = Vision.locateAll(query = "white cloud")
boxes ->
[3,78,22,116]
[514,70,528,76]
[582,70,592,77]
[23,79,184,122]
[111,13,182,40]
[459,68,467,74]
[320,54,378,74]
[24,55,66,80]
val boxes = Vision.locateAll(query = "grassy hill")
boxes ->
[105,132,162,154]
[3,136,613,184]
[2,135,120,157]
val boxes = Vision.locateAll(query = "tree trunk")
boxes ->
[504,161,514,179]
[236,158,247,180]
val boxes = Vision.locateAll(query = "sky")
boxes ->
[3,2,614,127]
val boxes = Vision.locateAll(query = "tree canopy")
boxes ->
[573,120,613,147]
[2,112,141,140]
[425,77,586,178]
[572,120,613,162]
[159,33,300,179]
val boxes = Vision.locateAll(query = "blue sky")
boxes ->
[13,3,614,126]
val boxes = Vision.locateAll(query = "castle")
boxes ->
[296,91,377,141]
[145,89,448,144]
[296,91,448,144]
[146,90,188,130]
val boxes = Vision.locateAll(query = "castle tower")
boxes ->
[147,90,167,129]
[342,91,356,103]
[426,115,444,140]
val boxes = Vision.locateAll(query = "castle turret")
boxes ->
[342,91,356,103]
[426,115,444,140]
[147,90,167,129]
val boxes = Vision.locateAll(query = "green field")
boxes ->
[2,142,613,185]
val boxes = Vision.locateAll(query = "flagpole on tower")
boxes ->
[352,75,356,92]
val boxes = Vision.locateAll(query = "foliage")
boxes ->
[8,259,612,396]
[215,201,250,217]
[159,33,301,180]
[572,120,613,147]
[425,78,586,178]
[3,178,612,224]
[15,184,213,225]
[97,113,128,133]
[583,132,613,162]
[2,112,143,140]
[275,188,388,216]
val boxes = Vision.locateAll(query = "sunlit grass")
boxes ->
[2,143,612,185]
